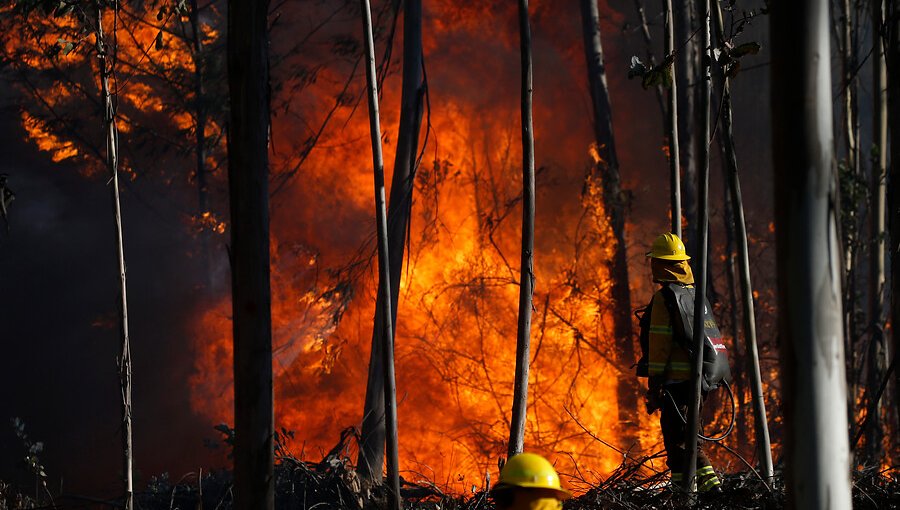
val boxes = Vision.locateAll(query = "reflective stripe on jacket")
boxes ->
[648,258,694,381]
[648,290,692,380]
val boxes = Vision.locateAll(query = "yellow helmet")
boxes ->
[646,232,691,261]
[494,453,572,500]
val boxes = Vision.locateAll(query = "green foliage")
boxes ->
[10,418,52,505]
[837,158,869,249]
[730,41,761,58]
[714,41,761,79]
[212,423,235,459]
[11,418,46,482]
[0,174,13,234]
[628,55,674,90]
[714,1,766,79]
[11,0,90,20]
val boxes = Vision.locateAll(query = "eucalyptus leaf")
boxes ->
[730,41,761,58]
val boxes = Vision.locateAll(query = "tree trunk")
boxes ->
[887,0,900,449]
[579,0,639,450]
[189,0,212,289]
[712,2,774,480]
[675,0,698,251]
[664,0,682,237]
[681,0,710,494]
[359,1,400,507]
[722,191,749,450]
[508,0,535,458]
[771,0,853,506]
[866,0,888,465]
[227,0,274,507]
[358,0,424,484]
[95,8,133,510]
[630,0,666,115]
[838,0,861,437]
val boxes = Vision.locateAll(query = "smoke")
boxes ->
[0,96,230,495]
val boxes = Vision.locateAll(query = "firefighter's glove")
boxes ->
[645,377,664,414]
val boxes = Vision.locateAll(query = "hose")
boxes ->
[664,380,736,442]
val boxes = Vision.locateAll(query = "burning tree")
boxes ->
[357,0,425,488]
[186,1,705,490]
[0,0,230,247]
[578,0,639,451]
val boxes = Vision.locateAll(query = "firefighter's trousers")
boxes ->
[660,381,721,491]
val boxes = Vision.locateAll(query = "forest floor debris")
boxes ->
[2,427,898,509]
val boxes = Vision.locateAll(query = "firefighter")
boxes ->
[490,453,572,510]
[641,232,722,493]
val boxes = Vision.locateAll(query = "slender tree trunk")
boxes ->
[189,0,212,289]
[887,0,900,446]
[508,0,535,458]
[360,2,400,507]
[358,0,424,484]
[722,191,749,449]
[840,0,860,178]
[631,0,666,114]
[712,2,774,480]
[96,7,133,510]
[682,0,710,493]
[664,0,682,237]
[720,99,775,480]
[579,0,638,449]
[227,0,274,507]
[838,0,862,438]
[866,0,888,464]
[771,0,853,506]
[675,0,698,250]
[0,176,12,232]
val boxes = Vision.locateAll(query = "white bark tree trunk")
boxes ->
[682,0,711,493]
[866,0,888,463]
[95,8,133,510]
[357,0,424,485]
[664,0,682,237]
[360,1,401,508]
[771,1,852,506]
[508,0,535,458]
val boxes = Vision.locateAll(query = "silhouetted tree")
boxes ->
[227,0,274,507]
[579,0,638,448]
[359,0,400,507]
[358,0,424,485]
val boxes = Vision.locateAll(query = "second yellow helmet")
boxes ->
[495,453,572,500]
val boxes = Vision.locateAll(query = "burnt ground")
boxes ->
[1,431,898,509]
[3,464,898,510]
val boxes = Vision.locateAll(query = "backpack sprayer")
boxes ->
[636,282,737,442]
